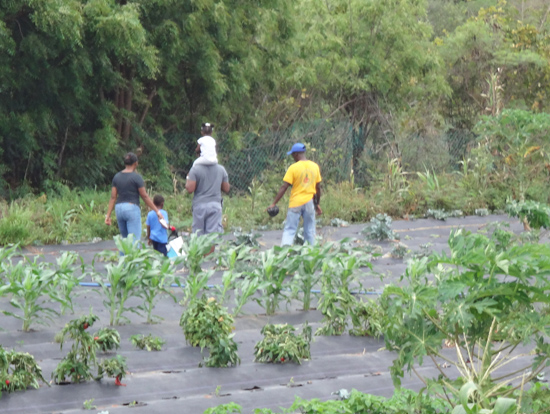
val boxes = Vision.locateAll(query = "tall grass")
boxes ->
[0,162,547,246]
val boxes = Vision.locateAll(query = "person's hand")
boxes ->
[147,238,152,246]
[315,205,322,216]
[267,203,276,211]
[105,216,112,226]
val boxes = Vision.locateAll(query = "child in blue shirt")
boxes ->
[146,195,169,256]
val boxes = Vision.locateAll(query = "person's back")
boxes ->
[188,164,228,207]
[186,163,229,236]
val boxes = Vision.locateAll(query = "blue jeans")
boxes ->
[281,199,316,246]
[115,203,142,241]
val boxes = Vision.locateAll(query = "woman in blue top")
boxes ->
[105,152,163,241]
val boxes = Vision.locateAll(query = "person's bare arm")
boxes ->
[186,180,197,193]
[221,181,230,194]
[147,224,152,245]
[105,187,117,225]
[195,144,201,156]
[314,183,322,215]
[268,182,290,209]
[138,187,163,220]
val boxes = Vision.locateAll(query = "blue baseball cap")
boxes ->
[287,143,306,155]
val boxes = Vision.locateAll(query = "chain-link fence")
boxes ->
[165,121,476,192]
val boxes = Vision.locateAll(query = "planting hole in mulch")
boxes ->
[243,386,263,392]
[162,396,179,400]
[162,370,181,374]
[122,401,147,407]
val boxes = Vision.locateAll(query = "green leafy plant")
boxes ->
[93,328,121,353]
[293,244,333,311]
[349,298,385,337]
[362,213,399,241]
[181,232,220,276]
[181,270,213,307]
[0,252,79,331]
[254,323,312,364]
[204,402,243,414]
[232,228,261,247]
[381,229,550,409]
[425,208,463,220]
[0,346,49,396]
[52,312,100,384]
[316,254,369,336]
[390,242,408,259]
[250,246,299,315]
[180,296,234,348]
[83,399,97,410]
[139,255,179,323]
[180,296,240,367]
[96,355,127,386]
[93,235,149,325]
[130,334,165,351]
[505,200,550,231]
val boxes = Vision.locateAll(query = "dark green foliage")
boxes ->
[130,334,165,352]
[96,355,127,383]
[0,346,49,396]
[52,311,100,384]
[362,214,399,241]
[505,200,550,230]
[180,296,240,368]
[94,328,121,353]
[254,324,312,365]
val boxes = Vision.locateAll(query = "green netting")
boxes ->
[164,121,475,191]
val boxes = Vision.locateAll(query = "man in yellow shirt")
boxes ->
[268,143,322,245]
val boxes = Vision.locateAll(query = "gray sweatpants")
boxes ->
[192,201,223,235]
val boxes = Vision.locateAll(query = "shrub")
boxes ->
[254,324,312,364]
[130,334,165,352]
[0,346,49,396]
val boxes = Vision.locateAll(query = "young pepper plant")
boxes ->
[52,312,100,384]
[381,229,550,409]
[0,346,49,395]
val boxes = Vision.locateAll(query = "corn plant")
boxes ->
[251,246,299,315]
[0,256,74,332]
[94,235,150,325]
[254,323,312,364]
[181,232,220,276]
[293,244,333,311]
[233,276,269,317]
[181,270,213,307]
[130,334,165,351]
[316,254,369,336]
[381,229,550,409]
[52,312,100,384]
[139,256,179,323]
[51,251,86,314]
[214,245,252,306]
[0,346,49,396]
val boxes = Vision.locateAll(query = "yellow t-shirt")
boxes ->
[283,160,322,208]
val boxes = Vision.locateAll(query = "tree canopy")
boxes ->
[0,0,549,194]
